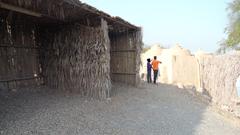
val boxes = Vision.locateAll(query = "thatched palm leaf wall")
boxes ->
[42,20,111,99]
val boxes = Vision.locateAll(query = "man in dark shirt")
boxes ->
[147,58,152,83]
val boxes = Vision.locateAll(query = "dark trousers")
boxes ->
[147,71,152,83]
[153,70,158,83]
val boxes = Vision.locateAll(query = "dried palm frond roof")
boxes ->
[0,0,139,32]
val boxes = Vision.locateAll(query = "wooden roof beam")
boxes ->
[0,2,42,17]
[0,1,65,23]
[63,1,139,30]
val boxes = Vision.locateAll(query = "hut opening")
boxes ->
[0,0,142,99]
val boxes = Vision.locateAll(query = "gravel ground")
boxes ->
[0,83,240,135]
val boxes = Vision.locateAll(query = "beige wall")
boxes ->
[158,49,174,84]
[140,45,240,117]
[140,45,199,86]
[172,55,200,89]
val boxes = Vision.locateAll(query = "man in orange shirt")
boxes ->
[151,56,162,84]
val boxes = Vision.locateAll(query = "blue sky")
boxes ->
[81,0,230,53]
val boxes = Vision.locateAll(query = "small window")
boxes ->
[236,76,240,97]
[173,55,176,62]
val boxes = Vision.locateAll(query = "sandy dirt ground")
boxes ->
[0,83,240,135]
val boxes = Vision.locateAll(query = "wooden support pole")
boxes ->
[111,72,136,75]
[0,76,42,82]
[111,50,136,52]
[0,44,40,50]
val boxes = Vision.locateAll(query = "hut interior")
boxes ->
[0,0,142,99]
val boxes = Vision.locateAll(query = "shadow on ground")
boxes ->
[0,83,239,135]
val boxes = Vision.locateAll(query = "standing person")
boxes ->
[147,58,152,83]
[151,56,162,84]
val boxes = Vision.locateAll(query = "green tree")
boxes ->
[224,0,240,50]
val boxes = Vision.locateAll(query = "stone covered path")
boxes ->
[0,83,240,135]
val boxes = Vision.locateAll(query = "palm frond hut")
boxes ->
[0,0,142,99]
